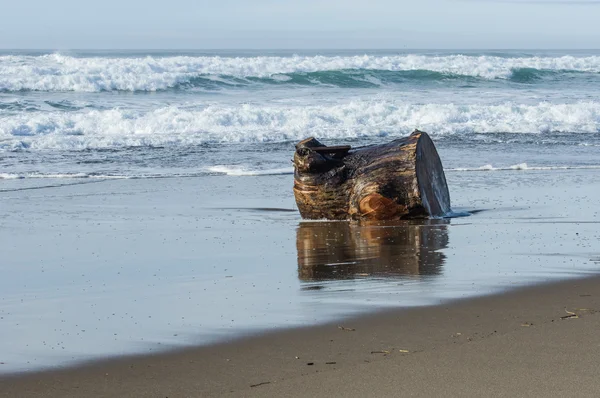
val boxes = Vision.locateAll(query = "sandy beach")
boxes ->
[1,168,599,396]
[1,275,599,397]
[2,7,600,396]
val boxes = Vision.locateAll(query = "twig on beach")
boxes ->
[561,308,579,319]
[398,349,410,353]
[370,350,390,355]
[250,382,271,388]
[338,326,356,331]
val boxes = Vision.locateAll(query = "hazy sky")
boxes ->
[2,0,600,49]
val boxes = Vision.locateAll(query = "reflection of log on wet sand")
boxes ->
[297,220,449,281]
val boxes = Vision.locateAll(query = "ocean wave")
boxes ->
[4,163,600,182]
[0,172,128,180]
[1,101,599,151]
[179,70,461,89]
[1,54,600,92]
[0,171,204,180]
[0,168,292,180]
[207,166,293,176]
[448,163,600,172]
[209,163,600,178]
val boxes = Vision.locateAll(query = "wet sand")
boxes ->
[1,168,599,395]
[1,275,599,397]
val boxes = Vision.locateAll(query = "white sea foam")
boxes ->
[207,166,293,176]
[4,163,600,181]
[2,54,600,91]
[448,163,600,172]
[209,163,600,178]
[0,173,22,179]
[0,172,202,180]
[0,169,294,180]
[1,101,599,151]
[0,173,129,180]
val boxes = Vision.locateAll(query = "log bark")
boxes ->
[293,130,451,220]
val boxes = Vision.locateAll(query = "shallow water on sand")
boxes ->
[2,49,600,372]
[1,168,599,372]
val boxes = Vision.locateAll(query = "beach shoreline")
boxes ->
[1,171,599,374]
[3,48,600,397]
[1,274,599,397]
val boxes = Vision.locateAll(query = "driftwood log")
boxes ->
[293,130,451,220]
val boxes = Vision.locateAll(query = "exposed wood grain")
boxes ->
[293,130,451,220]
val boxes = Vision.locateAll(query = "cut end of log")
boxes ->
[293,130,452,220]
[415,131,451,217]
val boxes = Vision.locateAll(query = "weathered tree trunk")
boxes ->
[293,130,451,220]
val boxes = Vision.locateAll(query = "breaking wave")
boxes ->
[2,101,599,151]
[2,54,600,92]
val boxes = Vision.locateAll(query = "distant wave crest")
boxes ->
[1,54,600,92]
[1,101,599,151]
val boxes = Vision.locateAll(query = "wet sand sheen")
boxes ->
[0,169,599,374]
[1,276,600,397]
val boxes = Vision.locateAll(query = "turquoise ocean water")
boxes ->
[1,49,599,179]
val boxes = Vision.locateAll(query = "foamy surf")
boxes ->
[207,164,600,179]
[0,173,130,180]
[207,166,293,176]
[447,164,600,172]
[3,53,600,91]
[0,172,203,180]
[2,101,599,151]
[4,163,599,182]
